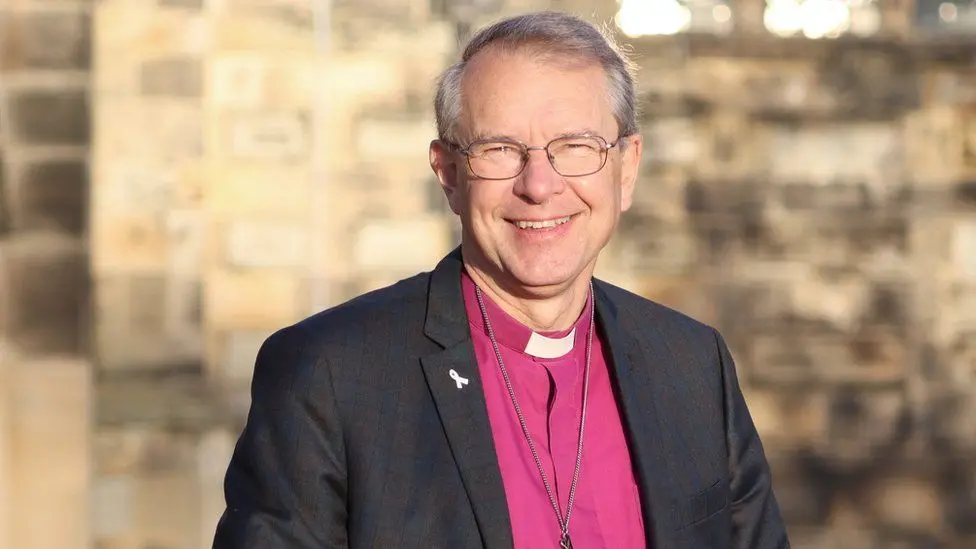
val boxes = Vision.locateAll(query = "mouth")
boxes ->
[507,214,577,230]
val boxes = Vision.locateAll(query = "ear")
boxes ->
[618,134,642,213]
[429,139,464,215]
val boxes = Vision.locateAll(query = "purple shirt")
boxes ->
[461,272,647,548]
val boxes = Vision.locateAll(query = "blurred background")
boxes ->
[0,0,974,548]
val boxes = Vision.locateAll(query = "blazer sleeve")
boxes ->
[212,325,349,549]
[714,328,791,549]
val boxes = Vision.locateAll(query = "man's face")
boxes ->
[430,47,642,296]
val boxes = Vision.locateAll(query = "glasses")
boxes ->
[446,134,621,180]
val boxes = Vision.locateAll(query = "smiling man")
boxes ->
[213,10,790,549]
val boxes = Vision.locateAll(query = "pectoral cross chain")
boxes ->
[559,533,573,549]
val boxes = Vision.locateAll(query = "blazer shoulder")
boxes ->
[595,278,718,341]
[284,271,433,345]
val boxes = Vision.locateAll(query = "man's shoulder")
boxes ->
[279,270,433,345]
[595,278,716,340]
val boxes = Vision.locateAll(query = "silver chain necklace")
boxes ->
[475,284,595,549]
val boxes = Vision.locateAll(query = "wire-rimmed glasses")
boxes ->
[445,134,620,180]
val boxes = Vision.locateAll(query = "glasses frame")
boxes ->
[444,133,622,180]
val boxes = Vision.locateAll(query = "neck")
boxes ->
[462,260,592,333]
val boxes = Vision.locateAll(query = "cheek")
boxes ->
[572,177,616,211]
[467,184,509,218]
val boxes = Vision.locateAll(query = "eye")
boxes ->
[484,145,515,154]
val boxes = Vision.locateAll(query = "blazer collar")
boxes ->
[420,247,514,549]
[423,246,470,348]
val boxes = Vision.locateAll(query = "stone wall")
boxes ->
[1,0,975,548]
[0,1,92,548]
[610,29,976,547]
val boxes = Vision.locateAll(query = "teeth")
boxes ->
[515,216,572,229]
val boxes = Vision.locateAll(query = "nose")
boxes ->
[513,147,566,204]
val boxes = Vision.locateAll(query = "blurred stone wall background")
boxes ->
[0,0,974,548]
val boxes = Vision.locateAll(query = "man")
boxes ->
[213,10,790,549]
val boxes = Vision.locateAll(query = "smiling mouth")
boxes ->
[508,214,576,229]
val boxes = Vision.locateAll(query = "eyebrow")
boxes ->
[467,128,605,143]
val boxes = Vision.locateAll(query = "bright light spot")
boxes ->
[713,4,732,23]
[799,0,851,39]
[765,0,859,39]
[616,0,692,37]
[849,2,881,36]
[764,0,804,37]
[939,2,959,21]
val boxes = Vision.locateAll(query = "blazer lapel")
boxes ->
[420,249,514,549]
[594,283,681,548]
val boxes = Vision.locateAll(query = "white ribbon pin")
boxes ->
[449,369,469,390]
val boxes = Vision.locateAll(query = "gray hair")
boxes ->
[434,11,639,143]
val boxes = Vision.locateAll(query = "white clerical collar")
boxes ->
[524,328,576,359]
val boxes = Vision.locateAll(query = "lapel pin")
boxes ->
[449,369,469,390]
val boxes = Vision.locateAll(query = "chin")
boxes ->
[504,258,585,293]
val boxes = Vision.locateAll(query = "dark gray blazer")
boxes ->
[212,249,790,549]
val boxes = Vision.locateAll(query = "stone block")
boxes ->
[207,164,310,218]
[338,17,456,58]
[955,220,976,281]
[11,159,88,236]
[92,426,213,549]
[91,214,169,274]
[923,69,976,106]
[677,59,833,116]
[8,357,91,549]
[0,233,87,354]
[198,429,236,549]
[93,274,203,373]
[225,220,309,269]
[93,160,175,218]
[210,52,319,110]
[139,55,202,97]
[355,116,436,162]
[222,111,309,160]
[166,209,205,277]
[0,8,91,71]
[812,388,908,474]
[616,220,699,275]
[221,0,315,29]
[94,5,210,55]
[746,329,908,388]
[352,216,451,272]
[635,273,716,326]
[213,10,314,50]
[694,113,766,179]
[817,44,920,116]
[93,476,133,539]
[904,106,966,184]
[94,428,200,478]
[219,329,274,383]
[92,100,202,168]
[325,55,407,110]
[159,0,204,9]
[955,180,976,207]
[205,269,304,330]
[0,149,7,230]
[766,123,900,185]
[93,6,210,94]
[642,117,699,166]
[95,473,200,549]
[8,88,89,146]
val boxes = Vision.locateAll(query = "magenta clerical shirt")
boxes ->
[461,272,647,548]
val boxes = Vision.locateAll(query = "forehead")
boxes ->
[457,47,615,140]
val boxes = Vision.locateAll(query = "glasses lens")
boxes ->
[467,141,525,179]
[549,136,605,177]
